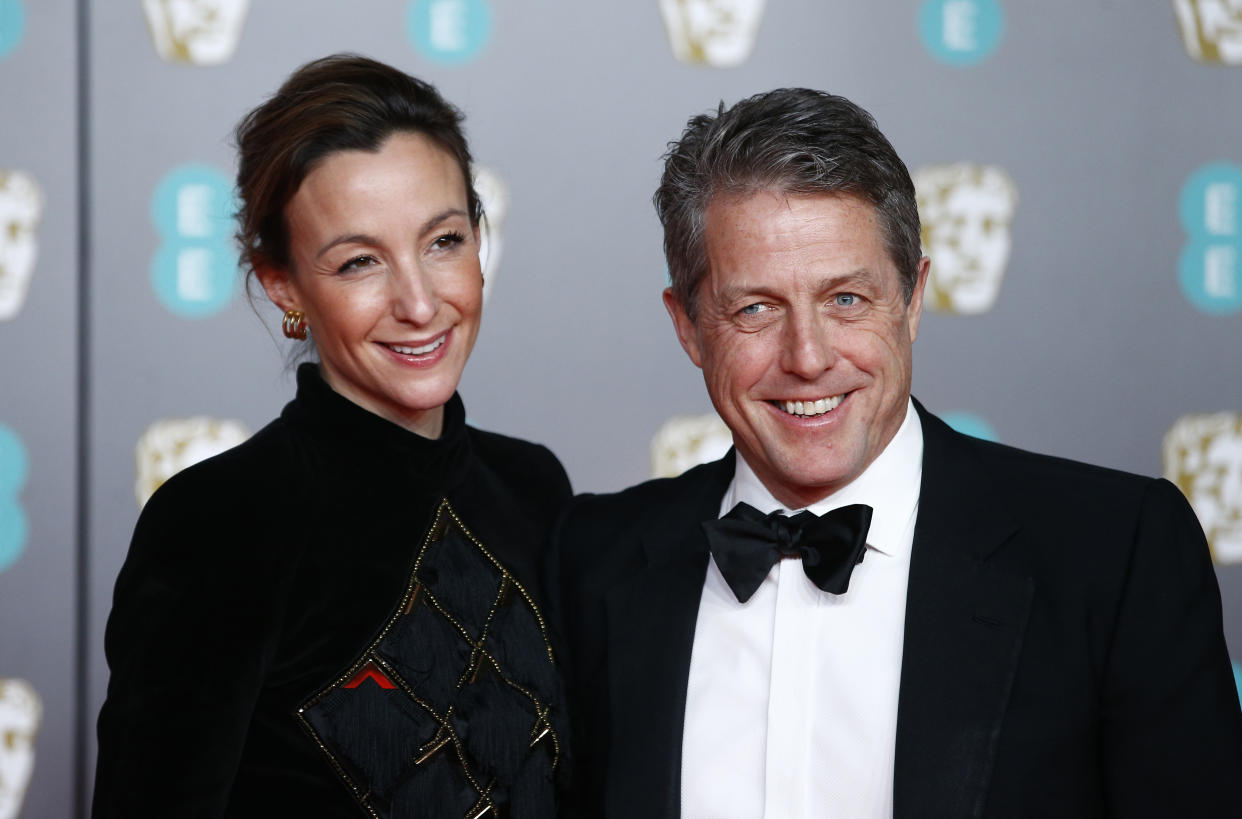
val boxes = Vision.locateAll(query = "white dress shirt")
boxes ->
[681,400,923,819]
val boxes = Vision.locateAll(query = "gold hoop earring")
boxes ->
[282,309,308,340]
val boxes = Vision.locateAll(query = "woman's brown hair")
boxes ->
[234,53,481,283]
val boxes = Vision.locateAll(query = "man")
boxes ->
[548,89,1242,817]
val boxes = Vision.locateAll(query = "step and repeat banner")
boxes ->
[1,1,1240,815]
[0,1,78,818]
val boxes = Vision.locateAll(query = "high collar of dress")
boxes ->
[724,398,924,558]
[281,362,473,493]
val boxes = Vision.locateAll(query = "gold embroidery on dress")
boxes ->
[296,499,561,818]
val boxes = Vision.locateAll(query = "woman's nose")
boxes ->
[390,264,439,325]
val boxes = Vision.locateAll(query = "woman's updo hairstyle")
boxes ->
[234,53,481,281]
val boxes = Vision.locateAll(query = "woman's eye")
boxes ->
[433,231,466,250]
[337,255,376,274]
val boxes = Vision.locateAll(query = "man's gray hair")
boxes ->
[654,88,922,319]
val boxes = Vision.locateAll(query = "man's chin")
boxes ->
[752,452,861,507]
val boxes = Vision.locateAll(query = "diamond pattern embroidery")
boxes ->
[298,500,561,818]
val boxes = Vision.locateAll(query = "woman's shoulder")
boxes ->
[114,416,312,621]
[455,427,572,559]
[133,416,306,548]
[151,415,297,490]
[466,426,571,502]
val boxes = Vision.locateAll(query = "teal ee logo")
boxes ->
[1178,162,1242,315]
[0,423,29,574]
[0,0,27,60]
[942,411,999,442]
[150,164,238,319]
[408,0,493,65]
[919,0,1004,66]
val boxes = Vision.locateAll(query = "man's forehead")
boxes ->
[702,191,895,274]
[706,188,874,215]
[712,268,883,297]
[704,190,881,244]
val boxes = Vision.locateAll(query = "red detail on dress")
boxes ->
[343,663,397,689]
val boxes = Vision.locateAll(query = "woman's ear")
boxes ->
[253,258,299,312]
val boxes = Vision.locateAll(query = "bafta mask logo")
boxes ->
[659,0,766,68]
[651,413,733,478]
[407,0,493,65]
[0,0,28,60]
[0,170,42,322]
[918,0,1005,66]
[0,678,40,819]
[1164,413,1242,564]
[1173,0,1242,65]
[142,0,249,66]
[473,166,507,304]
[915,163,1018,315]
[135,417,249,507]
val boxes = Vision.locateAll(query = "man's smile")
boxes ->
[771,392,848,418]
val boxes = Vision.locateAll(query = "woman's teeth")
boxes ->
[781,395,844,417]
[387,335,445,355]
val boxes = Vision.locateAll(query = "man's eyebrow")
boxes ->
[822,268,885,288]
[715,270,876,302]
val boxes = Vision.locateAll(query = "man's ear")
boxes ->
[906,256,930,343]
[663,287,703,368]
[253,258,299,313]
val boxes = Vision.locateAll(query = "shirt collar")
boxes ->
[722,399,924,557]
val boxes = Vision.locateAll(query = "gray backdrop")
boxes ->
[0,1,1239,816]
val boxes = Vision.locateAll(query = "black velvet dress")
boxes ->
[93,364,572,819]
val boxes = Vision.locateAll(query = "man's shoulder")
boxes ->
[565,456,729,533]
[918,411,1211,573]
[973,434,1151,494]
[551,458,727,603]
[555,455,731,578]
[921,405,1156,507]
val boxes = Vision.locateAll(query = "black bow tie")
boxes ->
[701,502,873,604]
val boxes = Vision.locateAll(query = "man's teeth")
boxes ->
[387,335,445,355]
[781,395,844,417]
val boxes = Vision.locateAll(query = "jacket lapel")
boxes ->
[894,403,1032,819]
[603,454,733,818]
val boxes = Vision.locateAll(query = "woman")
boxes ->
[93,55,570,819]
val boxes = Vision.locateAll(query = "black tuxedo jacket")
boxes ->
[547,402,1242,817]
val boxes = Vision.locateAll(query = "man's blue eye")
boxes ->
[741,303,763,315]
[836,294,857,306]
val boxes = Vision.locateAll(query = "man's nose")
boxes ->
[780,310,836,378]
